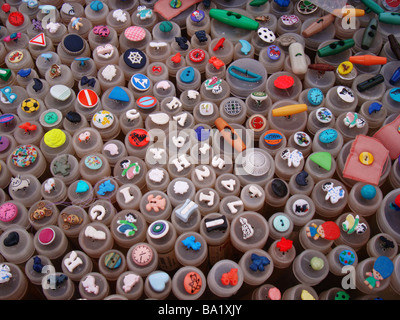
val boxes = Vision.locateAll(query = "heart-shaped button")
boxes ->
[3,231,19,247]
[76,180,90,193]
[148,271,169,292]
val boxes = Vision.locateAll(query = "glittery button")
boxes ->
[38,227,55,245]
[92,110,114,129]
[104,252,122,269]
[84,155,103,170]
[43,129,66,148]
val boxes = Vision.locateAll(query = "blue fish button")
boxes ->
[180,66,195,83]
[319,128,338,144]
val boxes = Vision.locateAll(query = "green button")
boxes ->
[44,112,58,124]
[310,257,324,271]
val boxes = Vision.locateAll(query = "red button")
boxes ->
[38,228,55,245]
[129,129,149,147]
[8,12,24,27]
[189,49,205,63]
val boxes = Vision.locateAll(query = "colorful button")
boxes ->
[248,114,267,132]
[76,180,90,193]
[292,199,309,216]
[44,129,66,148]
[0,203,18,222]
[131,73,150,91]
[84,155,103,170]
[49,64,61,78]
[267,45,281,60]
[273,215,290,232]
[339,250,355,266]
[129,129,149,147]
[147,220,169,239]
[92,110,114,129]
[307,88,323,105]
[77,89,99,108]
[0,114,14,125]
[104,252,122,269]
[263,130,283,146]
[159,21,173,32]
[337,61,353,76]
[294,131,311,147]
[8,50,23,63]
[21,98,40,113]
[281,15,300,25]
[184,272,202,295]
[316,107,333,123]
[191,10,205,22]
[189,49,206,63]
[123,48,146,69]
[359,151,374,165]
[124,26,146,42]
[11,145,37,167]
[297,0,318,14]
[170,0,182,8]
[136,95,157,109]
[38,227,55,245]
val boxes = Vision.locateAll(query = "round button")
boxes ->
[273,215,290,232]
[184,272,202,295]
[62,34,84,55]
[359,152,374,165]
[339,249,355,266]
[292,199,309,216]
[294,131,311,147]
[337,61,353,76]
[307,88,323,106]
[191,10,205,23]
[104,252,122,269]
[316,107,333,124]
[84,155,103,170]
[124,26,146,42]
[337,86,355,103]
[360,184,376,200]
[147,220,169,239]
[92,110,114,129]
[11,145,38,168]
[38,227,55,245]
[123,48,146,69]
[8,12,24,26]
[44,111,58,124]
[128,129,149,147]
[189,49,205,63]
[8,50,23,63]
[263,129,283,146]
[267,45,281,61]
[43,129,66,148]
[0,136,10,152]
[248,114,267,132]
[0,203,18,222]
[132,244,153,266]
[77,89,99,108]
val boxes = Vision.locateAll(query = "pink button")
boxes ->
[38,227,55,245]
[124,26,146,42]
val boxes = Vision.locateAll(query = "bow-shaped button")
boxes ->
[81,76,96,87]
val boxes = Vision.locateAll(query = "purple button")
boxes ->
[267,45,281,61]
[191,10,205,23]
[0,136,10,152]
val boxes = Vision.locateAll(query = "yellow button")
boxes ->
[359,152,374,165]
[44,129,66,148]
[337,61,353,75]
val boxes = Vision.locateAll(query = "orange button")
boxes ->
[183,272,202,295]
[359,152,374,165]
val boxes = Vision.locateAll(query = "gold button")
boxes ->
[359,152,374,165]
[337,61,353,75]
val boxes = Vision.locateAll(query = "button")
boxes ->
[271,179,287,198]
[360,184,376,200]
[8,11,24,26]
[257,27,276,43]
[0,136,10,152]
[0,203,18,222]
[292,199,309,216]
[147,220,169,239]
[389,87,400,102]
[294,131,311,147]
[309,151,332,171]
[92,110,114,129]
[191,10,205,22]
[38,227,56,245]
[319,128,338,144]
[315,107,333,123]
[263,130,283,146]
[21,98,40,114]
[62,34,84,55]
[180,66,195,83]
[359,151,374,165]
[49,64,61,78]
[104,252,122,270]
[224,99,242,116]
[337,61,353,76]
[267,45,281,60]
[184,272,202,295]
[159,21,173,32]
[307,88,323,105]
[248,114,267,132]
[11,145,38,168]
[310,257,324,271]
[123,48,146,69]
[50,84,71,101]
[273,215,290,232]
[339,250,355,266]
[281,15,300,25]
[124,26,146,42]
[43,111,58,124]
[129,129,149,147]
[131,244,153,266]
[77,89,99,108]
[44,129,66,148]
[108,86,130,102]
[297,0,318,14]
[170,0,182,8]
[189,49,205,63]
[136,95,157,110]
[85,155,103,170]
[131,73,150,91]
[8,50,23,63]
[337,86,355,103]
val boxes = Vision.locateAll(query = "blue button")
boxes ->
[131,73,150,91]
[389,87,400,102]
[109,86,129,102]
[307,88,324,106]
[267,45,281,60]
[273,215,290,232]
[191,10,205,22]
[180,66,195,83]
[319,128,338,144]
[123,48,146,69]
